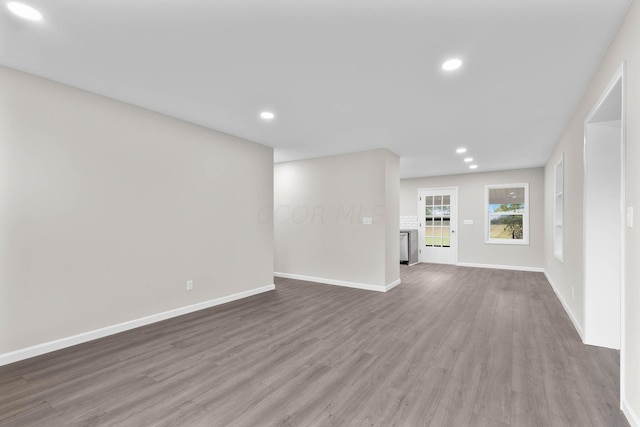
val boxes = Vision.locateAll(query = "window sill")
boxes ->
[485,239,530,246]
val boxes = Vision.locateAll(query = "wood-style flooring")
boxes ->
[0,264,628,426]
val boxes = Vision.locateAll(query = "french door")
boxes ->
[418,187,458,265]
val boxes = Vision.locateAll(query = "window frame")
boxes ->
[484,182,530,245]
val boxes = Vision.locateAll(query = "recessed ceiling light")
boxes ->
[260,111,275,120]
[7,2,42,21]
[456,148,467,154]
[470,165,478,169]
[464,157,473,163]
[442,58,463,71]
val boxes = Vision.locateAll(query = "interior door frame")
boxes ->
[583,62,626,407]
[417,186,459,265]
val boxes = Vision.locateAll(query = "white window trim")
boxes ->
[485,182,530,245]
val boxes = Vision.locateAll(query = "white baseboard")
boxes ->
[385,278,402,292]
[623,398,640,427]
[0,284,275,367]
[274,272,400,293]
[543,270,584,340]
[456,262,544,273]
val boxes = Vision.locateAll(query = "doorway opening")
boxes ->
[583,64,625,401]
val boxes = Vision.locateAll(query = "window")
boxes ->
[554,154,564,262]
[485,183,529,245]
[423,194,451,247]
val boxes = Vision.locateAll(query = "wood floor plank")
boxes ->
[0,264,628,426]
[392,366,449,426]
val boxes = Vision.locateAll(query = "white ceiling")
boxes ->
[0,0,631,178]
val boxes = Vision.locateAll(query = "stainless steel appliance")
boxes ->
[400,229,419,265]
[400,232,409,263]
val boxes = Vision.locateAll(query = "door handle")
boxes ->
[451,230,455,233]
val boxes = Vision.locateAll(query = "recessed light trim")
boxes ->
[469,164,478,169]
[260,111,275,120]
[464,157,473,163]
[442,58,463,71]
[456,148,467,154]
[7,2,42,21]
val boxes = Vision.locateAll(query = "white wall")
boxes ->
[0,66,274,358]
[274,149,400,290]
[385,152,400,285]
[400,167,544,270]
[544,0,640,422]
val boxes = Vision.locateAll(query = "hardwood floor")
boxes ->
[0,264,628,426]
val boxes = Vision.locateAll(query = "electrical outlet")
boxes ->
[186,280,193,291]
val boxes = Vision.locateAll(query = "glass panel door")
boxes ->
[424,194,451,247]
[418,188,458,265]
